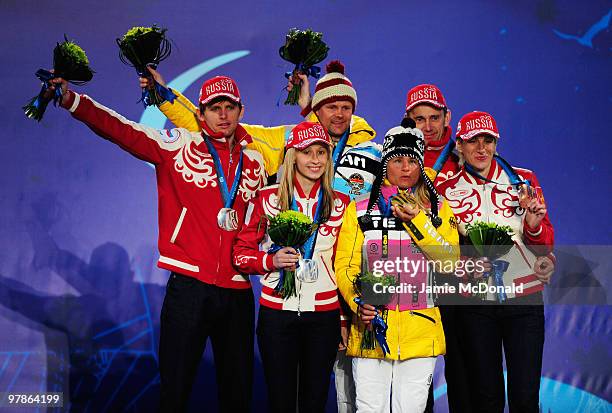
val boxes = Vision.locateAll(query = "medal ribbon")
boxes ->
[332,129,350,174]
[464,155,530,187]
[432,139,456,173]
[291,188,324,260]
[204,138,244,208]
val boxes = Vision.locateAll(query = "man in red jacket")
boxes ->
[45,75,266,413]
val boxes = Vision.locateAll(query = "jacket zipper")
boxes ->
[297,197,311,317]
[410,310,436,324]
[215,145,233,282]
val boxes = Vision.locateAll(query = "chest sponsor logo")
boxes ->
[361,216,401,231]
[160,129,181,143]
[450,189,469,198]
[348,173,365,195]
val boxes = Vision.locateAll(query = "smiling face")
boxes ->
[197,98,243,138]
[407,104,450,146]
[386,156,421,189]
[457,134,497,175]
[314,100,353,140]
[294,143,330,182]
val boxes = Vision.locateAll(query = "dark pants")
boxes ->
[423,304,473,413]
[159,272,254,413]
[257,306,340,413]
[456,296,545,413]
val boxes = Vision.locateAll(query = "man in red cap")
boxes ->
[43,75,266,412]
[405,84,460,186]
[404,84,470,413]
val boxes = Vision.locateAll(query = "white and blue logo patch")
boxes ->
[159,129,181,143]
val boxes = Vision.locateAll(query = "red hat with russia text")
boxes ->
[405,84,447,112]
[199,76,241,106]
[456,111,500,141]
[286,121,332,151]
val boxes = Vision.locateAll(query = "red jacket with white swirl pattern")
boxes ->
[436,159,554,299]
[62,91,266,289]
[233,181,349,312]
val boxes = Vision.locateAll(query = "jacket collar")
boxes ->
[293,176,321,199]
[462,158,500,184]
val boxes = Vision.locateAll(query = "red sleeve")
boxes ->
[233,195,275,274]
[62,91,185,165]
[522,172,554,255]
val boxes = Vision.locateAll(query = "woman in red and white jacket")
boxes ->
[234,121,349,413]
[437,111,555,413]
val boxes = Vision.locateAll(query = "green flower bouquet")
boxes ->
[116,25,173,106]
[279,28,329,105]
[354,271,397,355]
[465,221,515,301]
[23,36,94,121]
[264,210,317,298]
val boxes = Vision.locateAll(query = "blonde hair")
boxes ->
[277,147,336,222]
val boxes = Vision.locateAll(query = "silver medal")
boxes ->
[217,208,239,231]
[296,258,319,283]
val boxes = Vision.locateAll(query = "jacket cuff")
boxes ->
[524,221,543,237]
[263,253,275,272]
[300,103,312,118]
[61,90,79,112]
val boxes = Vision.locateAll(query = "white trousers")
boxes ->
[352,357,436,413]
[335,350,356,413]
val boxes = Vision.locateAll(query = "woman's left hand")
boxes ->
[524,198,547,230]
[392,204,419,222]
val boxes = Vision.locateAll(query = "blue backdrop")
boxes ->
[1,0,610,411]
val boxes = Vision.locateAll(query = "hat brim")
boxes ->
[290,137,332,151]
[405,99,446,113]
[199,92,241,106]
[457,129,500,141]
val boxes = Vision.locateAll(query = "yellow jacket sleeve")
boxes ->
[242,124,291,176]
[158,89,200,132]
[334,200,364,314]
[402,198,460,269]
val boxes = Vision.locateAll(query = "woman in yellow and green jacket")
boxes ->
[335,118,459,412]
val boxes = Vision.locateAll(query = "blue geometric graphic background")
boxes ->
[0,1,610,411]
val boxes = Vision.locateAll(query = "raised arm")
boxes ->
[48,78,188,165]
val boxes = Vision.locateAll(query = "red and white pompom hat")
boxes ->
[309,60,357,113]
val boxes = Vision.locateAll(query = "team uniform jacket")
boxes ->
[62,91,266,289]
[335,184,460,360]
[233,181,350,312]
[436,160,554,299]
